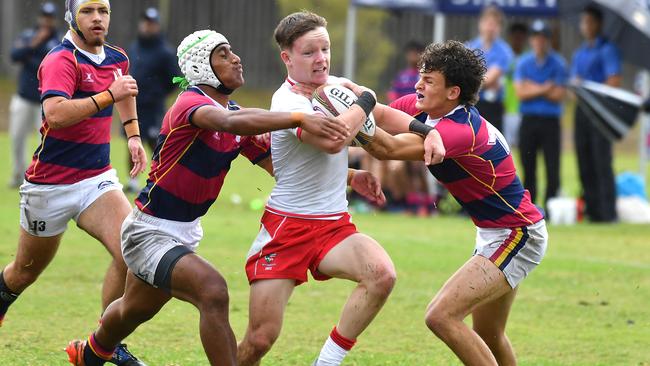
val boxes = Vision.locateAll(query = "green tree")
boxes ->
[276,0,394,92]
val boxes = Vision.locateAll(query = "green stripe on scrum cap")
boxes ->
[178,33,212,58]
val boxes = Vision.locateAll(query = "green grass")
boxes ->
[0,132,649,365]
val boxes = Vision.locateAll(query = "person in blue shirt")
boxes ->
[514,19,568,208]
[8,2,60,188]
[125,7,180,192]
[466,5,513,133]
[570,5,621,222]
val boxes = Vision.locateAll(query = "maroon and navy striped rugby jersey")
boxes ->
[135,87,270,222]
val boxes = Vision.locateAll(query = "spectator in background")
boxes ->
[385,40,433,215]
[503,22,528,146]
[8,2,60,188]
[467,5,513,133]
[350,40,431,214]
[514,19,568,208]
[507,23,529,61]
[126,7,180,192]
[387,41,424,103]
[571,5,621,222]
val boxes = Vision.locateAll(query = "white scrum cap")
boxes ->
[177,30,230,91]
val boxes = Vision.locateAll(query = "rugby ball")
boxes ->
[311,84,375,146]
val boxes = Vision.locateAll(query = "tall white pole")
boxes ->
[433,12,446,44]
[344,4,357,80]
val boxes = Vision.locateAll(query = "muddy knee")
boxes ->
[364,263,397,299]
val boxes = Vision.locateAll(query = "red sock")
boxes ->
[329,326,356,351]
[87,333,114,360]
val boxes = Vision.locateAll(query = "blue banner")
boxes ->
[352,0,558,16]
[439,0,557,16]
[352,0,437,12]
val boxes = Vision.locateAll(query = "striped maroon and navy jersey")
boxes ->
[389,93,427,123]
[390,94,543,228]
[135,87,270,222]
[26,38,129,184]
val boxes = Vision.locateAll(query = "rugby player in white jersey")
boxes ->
[237,11,444,366]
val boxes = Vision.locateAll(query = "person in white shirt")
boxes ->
[237,11,445,366]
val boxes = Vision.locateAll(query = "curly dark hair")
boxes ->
[418,40,487,106]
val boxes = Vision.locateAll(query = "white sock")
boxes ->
[315,336,349,366]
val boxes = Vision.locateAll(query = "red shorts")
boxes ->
[245,209,358,285]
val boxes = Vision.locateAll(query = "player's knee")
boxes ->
[197,281,230,313]
[246,326,279,355]
[365,262,397,299]
[424,303,452,335]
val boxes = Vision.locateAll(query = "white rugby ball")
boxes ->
[311,84,375,146]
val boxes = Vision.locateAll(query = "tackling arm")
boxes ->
[371,102,415,134]
[363,127,426,161]
[300,91,376,153]
[191,107,349,141]
[299,104,367,153]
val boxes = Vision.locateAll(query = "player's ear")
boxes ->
[280,49,291,66]
[447,85,461,101]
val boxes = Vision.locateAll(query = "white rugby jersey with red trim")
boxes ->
[266,76,349,218]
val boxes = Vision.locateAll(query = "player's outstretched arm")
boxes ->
[340,79,413,134]
[43,75,138,130]
[364,127,426,161]
[289,81,375,152]
[294,86,376,153]
[191,106,349,140]
[299,103,369,154]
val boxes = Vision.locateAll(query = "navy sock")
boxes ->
[0,270,19,318]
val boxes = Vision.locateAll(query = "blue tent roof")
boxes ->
[352,0,558,16]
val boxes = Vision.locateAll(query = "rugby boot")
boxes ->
[110,343,147,366]
[65,339,88,366]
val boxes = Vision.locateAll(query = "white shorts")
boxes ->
[474,220,548,288]
[19,169,123,237]
[121,208,202,291]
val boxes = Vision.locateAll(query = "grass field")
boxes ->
[0,132,649,366]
